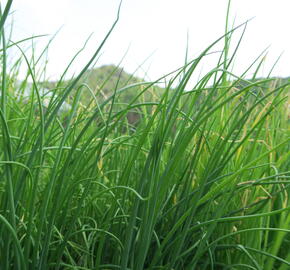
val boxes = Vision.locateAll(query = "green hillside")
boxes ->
[46,64,164,104]
[42,64,166,125]
[41,65,290,128]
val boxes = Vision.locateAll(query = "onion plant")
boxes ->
[0,0,289,269]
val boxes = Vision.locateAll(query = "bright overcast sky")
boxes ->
[8,0,290,82]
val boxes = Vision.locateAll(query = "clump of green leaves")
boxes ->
[0,1,289,270]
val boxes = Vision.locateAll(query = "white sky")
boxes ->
[8,0,290,82]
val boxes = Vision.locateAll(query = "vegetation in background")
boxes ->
[0,0,289,269]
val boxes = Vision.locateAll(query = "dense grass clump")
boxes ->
[0,1,290,269]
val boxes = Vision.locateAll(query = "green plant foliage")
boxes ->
[0,1,289,269]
